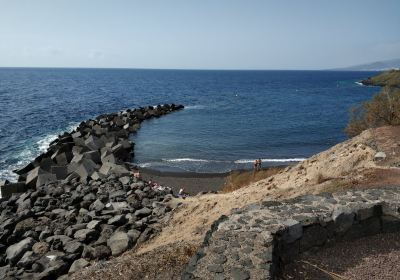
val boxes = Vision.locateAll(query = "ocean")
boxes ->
[0,68,379,180]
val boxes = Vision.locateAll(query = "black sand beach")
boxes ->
[139,168,228,195]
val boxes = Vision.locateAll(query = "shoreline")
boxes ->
[138,165,288,195]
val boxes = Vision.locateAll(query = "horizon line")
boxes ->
[0,66,381,72]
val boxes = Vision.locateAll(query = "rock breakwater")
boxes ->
[0,104,184,279]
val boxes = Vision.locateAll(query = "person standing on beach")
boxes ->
[254,159,258,172]
[257,158,262,171]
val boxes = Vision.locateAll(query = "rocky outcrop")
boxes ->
[183,187,400,279]
[360,77,374,86]
[0,104,184,279]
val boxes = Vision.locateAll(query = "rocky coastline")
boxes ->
[0,104,184,279]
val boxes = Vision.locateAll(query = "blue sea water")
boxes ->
[0,68,379,180]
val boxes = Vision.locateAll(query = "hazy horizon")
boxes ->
[1,0,399,70]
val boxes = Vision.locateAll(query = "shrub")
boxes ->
[345,87,400,137]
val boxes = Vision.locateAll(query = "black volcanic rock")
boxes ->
[0,104,184,279]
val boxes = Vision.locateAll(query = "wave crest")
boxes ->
[234,158,306,164]
[184,105,205,110]
[162,158,210,163]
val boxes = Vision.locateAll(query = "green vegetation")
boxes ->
[366,69,400,88]
[221,167,283,192]
[346,70,400,137]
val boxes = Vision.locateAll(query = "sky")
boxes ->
[0,0,399,70]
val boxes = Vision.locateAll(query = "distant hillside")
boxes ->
[333,58,400,71]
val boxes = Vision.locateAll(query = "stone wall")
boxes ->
[183,187,400,280]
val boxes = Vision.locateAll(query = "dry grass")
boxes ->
[221,167,283,193]
[72,241,198,280]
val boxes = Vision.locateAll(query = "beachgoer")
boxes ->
[257,158,262,171]
[178,188,188,198]
[254,159,258,171]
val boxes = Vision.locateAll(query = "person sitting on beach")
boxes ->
[131,168,140,179]
[133,170,140,178]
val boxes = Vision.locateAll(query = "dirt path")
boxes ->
[281,232,400,280]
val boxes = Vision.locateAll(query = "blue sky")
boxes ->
[0,0,399,69]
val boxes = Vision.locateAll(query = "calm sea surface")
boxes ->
[0,68,379,180]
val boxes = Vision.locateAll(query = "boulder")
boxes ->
[87,220,101,230]
[64,241,84,255]
[51,166,68,180]
[111,144,126,158]
[0,182,27,198]
[119,139,133,150]
[135,207,152,218]
[127,229,141,244]
[74,229,98,243]
[39,157,55,172]
[89,199,105,212]
[73,137,86,147]
[70,154,84,163]
[72,145,89,156]
[102,163,128,176]
[15,162,36,175]
[26,167,48,188]
[46,235,73,246]
[119,176,131,185]
[55,152,73,166]
[0,179,9,187]
[110,202,129,211]
[84,135,104,151]
[6,237,35,265]
[16,198,32,213]
[74,159,97,181]
[83,151,101,164]
[36,173,57,187]
[17,250,38,269]
[93,245,111,259]
[107,214,126,226]
[71,131,82,139]
[374,151,387,161]
[69,258,89,274]
[37,258,69,279]
[90,171,105,181]
[101,153,117,164]
[107,231,131,256]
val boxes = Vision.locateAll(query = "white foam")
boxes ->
[37,134,59,153]
[0,122,79,183]
[37,122,79,153]
[138,163,152,168]
[355,82,364,86]
[162,158,210,163]
[184,105,205,110]
[234,158,306,164]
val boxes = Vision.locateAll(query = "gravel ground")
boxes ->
[281,232,400,280]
